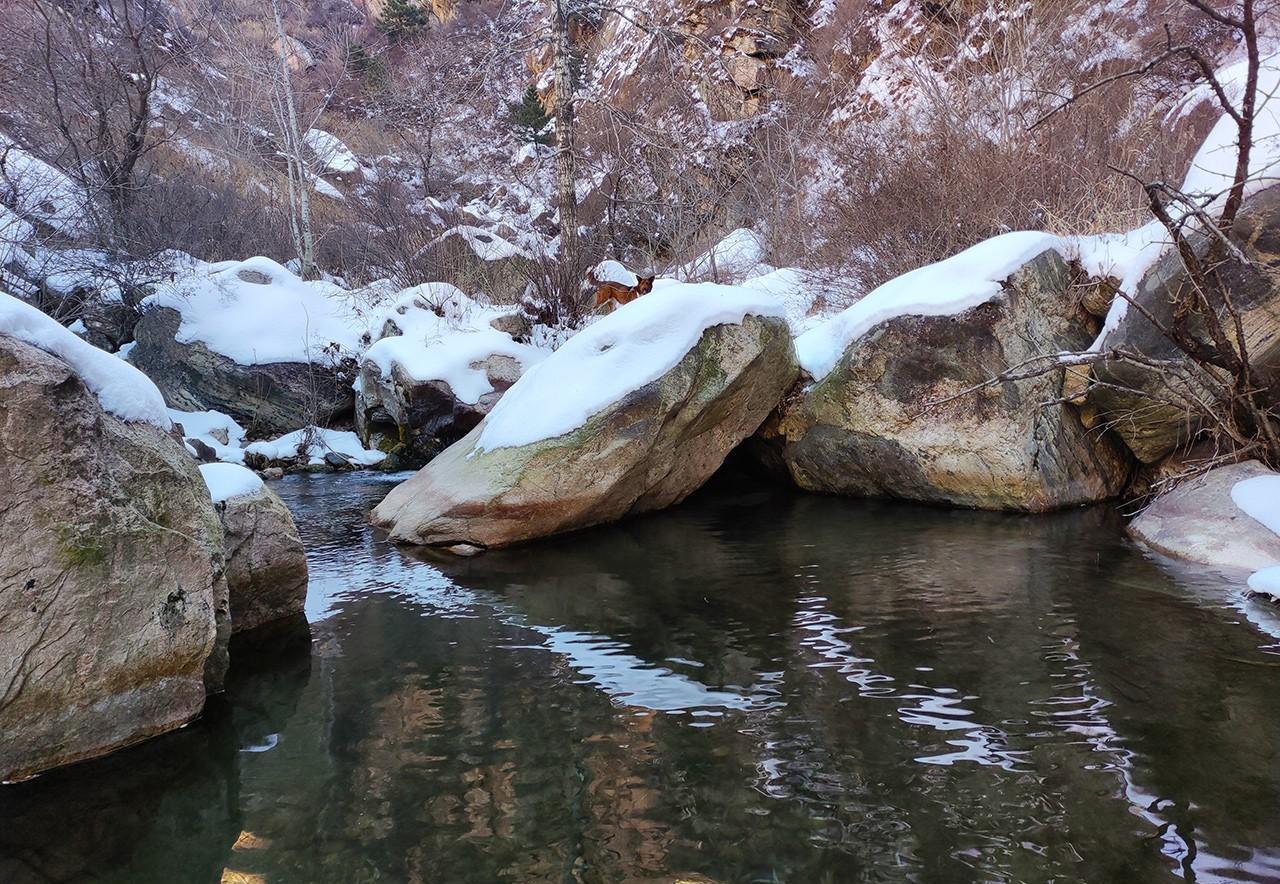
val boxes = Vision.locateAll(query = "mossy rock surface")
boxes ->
[756,250,1132,511]
[0,335,227,782]
[372,315,798,549]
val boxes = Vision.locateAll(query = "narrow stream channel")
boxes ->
[4,472,1280,883]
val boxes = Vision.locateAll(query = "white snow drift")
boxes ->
[145,256,374,365]
[1,290,171,428]
[199,462,264,503]
[474,280,785,452]
[363,285,547,405]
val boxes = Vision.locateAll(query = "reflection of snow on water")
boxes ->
[303,500,764,714]
[789,593,1030,770]
[240,734,279,753]
[515,627,758,712]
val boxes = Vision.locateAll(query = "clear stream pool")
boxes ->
[3,472,1280,883]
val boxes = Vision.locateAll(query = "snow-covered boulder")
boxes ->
[0,296,228,781]
[355,285,547,467]
[1087,184,1280,463]
[200,464,309,633]
[758,235,1131,511]
[1129,461,1280,573]
[371,283,798,550]
[128,257,369,436]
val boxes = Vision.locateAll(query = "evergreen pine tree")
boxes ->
[509,85,552,145]
[377,0,430,40]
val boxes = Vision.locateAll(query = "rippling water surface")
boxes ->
[5,472,1280,883]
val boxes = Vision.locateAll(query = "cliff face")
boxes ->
[0,0,1235,298]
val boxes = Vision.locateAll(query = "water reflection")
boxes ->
[2,472,1279,883]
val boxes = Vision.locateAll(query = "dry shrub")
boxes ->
[801,1,1227,299]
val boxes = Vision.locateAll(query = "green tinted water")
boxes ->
[4,472,1279,883]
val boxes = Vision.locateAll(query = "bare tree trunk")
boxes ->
[551,0,578,283]
[270,0,316,279]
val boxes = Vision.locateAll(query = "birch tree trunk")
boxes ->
[269,0,317,279]
[551,0,578,281]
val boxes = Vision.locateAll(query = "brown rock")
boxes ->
[0,336,227,782]
[372,314,798,549]
[216,485,309,633]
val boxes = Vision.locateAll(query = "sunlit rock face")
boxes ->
[372,313,798,550]
[0,336,227,782]
[757,251,1132,511]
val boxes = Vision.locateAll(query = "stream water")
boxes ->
[4,472,1280,883]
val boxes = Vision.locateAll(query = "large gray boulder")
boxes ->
[1129,460,1280,572]
[1087,184,1280,463]
[214,482,309,633]
[759,249,1132,511]
[129,304,356,437]
[372,311,798,550]
[0,336,228,782]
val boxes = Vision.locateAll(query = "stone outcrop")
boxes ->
[372,314,798,550]
[1128,460,1280,572]
[1087,184,1280,463]
[215,484,309,633]
[758,250,1132,511]
[0,336,228,782]
[129,305,356,437]
[356,352,524,469]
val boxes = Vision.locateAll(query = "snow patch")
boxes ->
[1,290,171,428]
[1233,473,1280,603]
[1247,567,1280,603]
[680,229,771,283]
[145,256,373,365]
[474,280,785,452]
[0,134,91,235]
[433,225,529,262]
[170,407,247,464]
[590,259,640,287]
[364,286,547,405]
[199,462,263,503]
[304,128,361,174]
[1232,474,1280,536]
[246,427,386,467]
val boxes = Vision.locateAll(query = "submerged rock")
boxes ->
[372,291,797,549]
[0,335,227,782]
[1129,460,1280,572]
[130,304,356,437]
[760,249,1131,511]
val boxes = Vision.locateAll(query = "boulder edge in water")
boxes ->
[372,295,798,550]
[758,247,1132,511]
[0,334,227,782]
